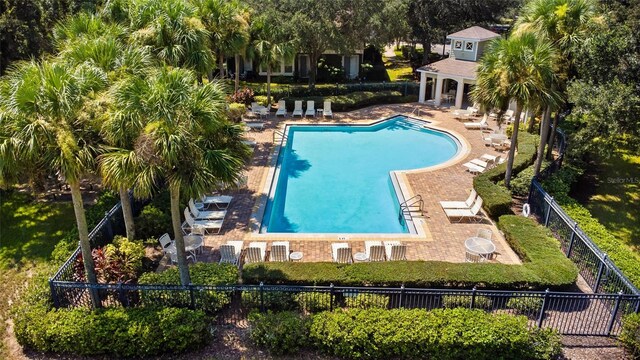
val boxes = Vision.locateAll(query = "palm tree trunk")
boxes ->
[119,187,135,240]
[169,184,191,285]
[308,53,318,89]
[266,67,272,106]
[546,112,560,160]
[234,54,240,92]
[219,52,225,79]
[69,181,100,308]
[534,106,552,176]
[504,104,523,188]
[527,110,536,133]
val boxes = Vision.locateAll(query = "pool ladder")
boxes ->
[273,130,288,143]
[398,195,424,224]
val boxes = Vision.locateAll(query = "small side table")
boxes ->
[316,108,323,117]
[290,251,303,261]
[353,252,368,262]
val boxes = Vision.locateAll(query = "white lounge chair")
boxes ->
[196,195,233,210]
[245,242,267,263]
[331,242,352,263]
[323,101,333,118]
[444,197,484,222]
[440,189,477,210]
[464,114,489,130]
[270,241,290,262]
[182,208,223,235]
[365,241,385,262]
[188,199,226,220]
[292,101,303,117]
[463,162,486,174]
[305,100,315,117]
[502,109,514,123]
[275,100,287,117]
[383,241,406,261]
[244,121,264,131]
[219,240,243,265]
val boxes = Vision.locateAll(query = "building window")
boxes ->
[464,41,474,52]
[454,40,463,50]
[284,59,293,74]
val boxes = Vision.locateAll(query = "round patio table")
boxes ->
[353,252,368,262]
[464,237,495,261]
[167,234,203,258]
[290,251,303,261]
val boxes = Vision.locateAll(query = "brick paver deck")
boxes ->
[168,103,522,268]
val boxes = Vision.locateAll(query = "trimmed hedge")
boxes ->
[620,313,640,358]
[243,216,577,290]
[473,132,539,218]
[543,167,640,288]
[307,308,561,359]
[281,90,417,112]
[248,311,309,355]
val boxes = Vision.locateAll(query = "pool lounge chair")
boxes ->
[305,100,315,117]
[182,208,223,235]
[365,241,385,262]
[463,115,489,130]
[292,101,303,117]
[270,241,290,261]
[245,242,267,263]
[244,121,264,131]
[332,243,352,263]
[444,197,484,222]
[275,100,287,117]
[463,162,486,174]
[323,101,333,118]
[383,241,407,261]
[196,195,233,210]
[219,240,243,265]
[440,189,477,210]
[188,199,226,220]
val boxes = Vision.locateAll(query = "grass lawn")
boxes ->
[382,52,414,82]
[583,151,640,252]
[0,191,75,358]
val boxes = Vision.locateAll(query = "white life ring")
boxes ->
[522,203,531,218]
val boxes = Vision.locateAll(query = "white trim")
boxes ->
[463,41,474,52]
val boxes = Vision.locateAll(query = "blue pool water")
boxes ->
[261,116,460,233]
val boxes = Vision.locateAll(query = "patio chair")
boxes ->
[276,100,287,117]
[188,199,226,220]
[270,241,290,261]
[258,107,269,118]
[465,250,485,263]
[182,208,223,235]
[305,100,315,117]
[245,242,267,263]
[463,114,489,130]
[477,228,493,241]
[292,101,304,117]
[158,233,175,252]
[219,240,243,265]
[462,162,486,174]
[364,241,384,261]
[323,101,333,118]
[331,242,351,263]
[383,241,401,259]
[389,244,407,261]
[250,102,265,115]
[502,109,514,123]
[444,197,484,222]
[440,189,477,210]
[197,194,233,210]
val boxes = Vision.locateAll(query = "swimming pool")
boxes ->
[261,115,461,234]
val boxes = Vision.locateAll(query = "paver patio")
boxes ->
[171,103,522,267]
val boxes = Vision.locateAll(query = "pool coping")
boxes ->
[246,113,470,242]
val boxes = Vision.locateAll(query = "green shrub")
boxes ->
[542,167,640,288]
[344,293,389,309]
[243,216,577,290]
[510,160,550,197]
[620,313,640,358]
[441,295,491,308]
[309,308,561,359]
[241,290,298,311]
[135,205,172,240]
[295,292,333,313]
[139,263,238,312]
[473,132,539,218]
[283,90,417,112]
[507,297,543,316]
[228,102,246,122]
[248,311,309,355]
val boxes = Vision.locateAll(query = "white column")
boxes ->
[418,72,427,103]
[455,79,465,109]
[434,76,444,106]
[431,77,436,99]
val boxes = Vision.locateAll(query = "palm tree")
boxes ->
[514,0,600,166]
[251,14,296,105]
[0,60,107,306]
[194,0,250,89]
[112,66,249,285]
[472,33,558,187]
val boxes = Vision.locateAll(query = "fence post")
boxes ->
[595,255,608,293]
[567,222,578,258]
[527,180,535,205]
[189,284,196,310]
[537,289,550,328]
[399,284,405,308]
[117,282,130,307]
[470,287,477,309]
[49,279,59,308]
[330,283,335,312]
[607,291,624,336]
[544,197,554,226]
[259,282,265,313]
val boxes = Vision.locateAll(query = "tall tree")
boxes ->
[111,66,248,285]
[0,60,106,306]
